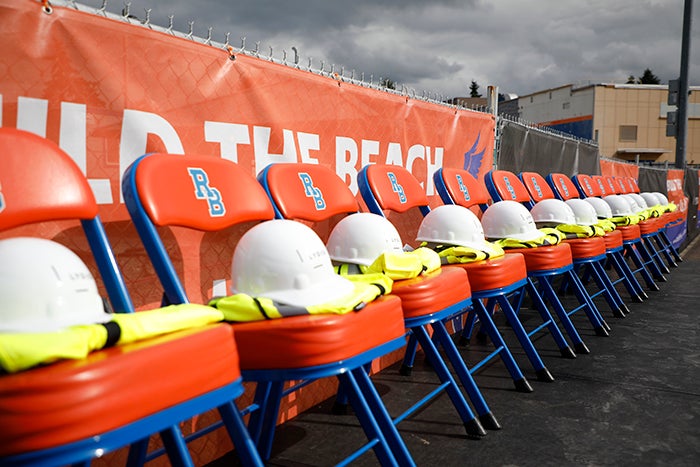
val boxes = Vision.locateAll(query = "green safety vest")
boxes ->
[209,274,393,322]
[0,304,224,373]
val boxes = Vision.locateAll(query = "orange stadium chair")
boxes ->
[354,163,570,383]
[434,167,601,355]
[517,171,630,318]
[547,173,646,303]
[590,175,665,291]
[0,128,263,467]
[623,176,682,266]
[481,170,610,340]
[122,153,414,465]
[257,162,505,441]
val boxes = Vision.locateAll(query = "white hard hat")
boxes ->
[326,213,403,266]
[653,192,669,206]
[621,194,644,214]
[530,199,576,226]
[640,192,661,208]
[604,195,635,216]
[583,197,613,219]
[231,219,354,307]
[627,193,648,210]
[564,198,598,226]
[0,237,111,333]
[416,205,502,256]
[481,200,545,242]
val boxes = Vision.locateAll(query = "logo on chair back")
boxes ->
[187,168,226,217]
[502,176,517,200]
[558,179,570,198]
[0,182,5,214]
[455,175,471,201]
[529,177,543,199]
[298,173,326,210]
[387,172,406,203]
[583,179,593,196]
[596,179,606,195]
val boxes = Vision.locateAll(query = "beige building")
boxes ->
[511,83,700,166]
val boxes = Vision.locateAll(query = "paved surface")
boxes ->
[209,239,700,466]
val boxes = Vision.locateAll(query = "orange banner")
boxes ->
[1,1,494,307]
[599,159,639,178]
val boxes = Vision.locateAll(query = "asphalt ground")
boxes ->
[209,238,700,467]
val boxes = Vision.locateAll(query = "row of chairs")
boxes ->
[0,126,682,466]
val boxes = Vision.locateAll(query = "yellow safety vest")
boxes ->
[334,248,440,280]
[555,223,606,239]
[610,214,641,226]
[596,219,617,233]
[209,274,393,322]
[0,304,224,374]
[420,241,505,265]
[490,227,564,249]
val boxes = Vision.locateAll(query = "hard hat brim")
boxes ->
[262,273,356,308]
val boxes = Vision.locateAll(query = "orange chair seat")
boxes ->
[639,218,661,235]
[448,253,527,292]
[603,229,623,250]
[617,224,642,241]
[232,295,405,370]
[504,243,573,271]
[0,324,241,457]
[391,268,471,319]
[564,237,607,259]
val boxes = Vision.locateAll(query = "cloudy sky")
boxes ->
[82,0,697,98]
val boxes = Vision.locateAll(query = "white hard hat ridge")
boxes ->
[0,237,111,333]
[326,213,403,266]
[481,200,546,242]
[416,204,501,255]
[231,219,354,307]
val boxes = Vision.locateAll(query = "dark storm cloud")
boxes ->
[82,0,698,98]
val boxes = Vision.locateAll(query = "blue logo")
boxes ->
[456,174,471,201]
[503,176,517,200]
[596,178,606,194]
[463,132,486,179]
[530,177,543,199]
[187,168,226,217]
[584,179,593,195]
[0,182,5,214]
[559,179,570,197]
[298,173,326,210]
[387,172,407,203]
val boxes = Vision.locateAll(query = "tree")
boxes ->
[627,68,661,85]
[469,80,482,98]
[380,78,396,90]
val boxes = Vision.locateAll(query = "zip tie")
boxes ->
[226,45,236,61]
[41,0,53,14]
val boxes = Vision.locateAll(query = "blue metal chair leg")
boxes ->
[160,425,195,467]
[411,325,487,439]
[430,320,502,430]
[341,369,405,467]
[218,402,264,467]
[400,332,420,376]
[532,276,592,353]
[471,299,533,393]
[523,282,577,359]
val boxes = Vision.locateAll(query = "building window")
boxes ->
[562,102,570,110]
[619,125,638,142]
[594,129,599,142]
